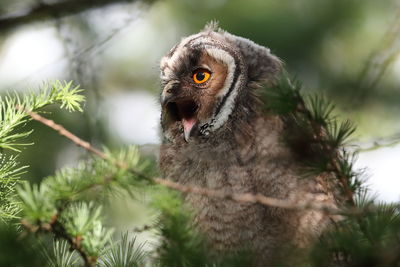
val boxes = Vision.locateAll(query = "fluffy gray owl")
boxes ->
[159,24,337,263]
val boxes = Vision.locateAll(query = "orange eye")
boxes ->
[193,69,211,84]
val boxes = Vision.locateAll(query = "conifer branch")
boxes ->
[265,78,357,207]
[20,106,149,180]
[131,223,156,233]
[21,215,96,267]
[19,200,112,266]
[24,109,353,215]
[296,95,356,206]
[0,81,84,221]
[22,108,106,160]
[265,77,400,257]
[154,178,347,213]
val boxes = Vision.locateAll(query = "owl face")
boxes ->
[160,25,281,143]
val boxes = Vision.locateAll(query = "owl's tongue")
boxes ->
[182,117,196,141]
[176,100,197,142]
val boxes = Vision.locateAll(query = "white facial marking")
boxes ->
[203,47,242,132]
[160,34,246,138]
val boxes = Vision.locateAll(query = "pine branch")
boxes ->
[263,76,400,266]
[21,107,105,160]
[100,233,147,267]
[264,77,357,206]
[20,201,113,267]
[0,80,84,151]
[0,81,84,221]
[23,108,365,215]
[154,178,343,213]
[16,154,145,266]
[0,154,25,221]
[22,215,96,267]
[297,94,356,206]
[41,239,79,267]
[131,223,157,233]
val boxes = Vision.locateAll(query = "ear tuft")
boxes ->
[203,20,221,33]
[222,32,283,84]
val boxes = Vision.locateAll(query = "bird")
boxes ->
[158,22,338,264]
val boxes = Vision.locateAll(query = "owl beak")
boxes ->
[170,100,198,142]
[175,100,197,142]
[162,97,198,142]
[161,81,199,142]
[161,80,179,106]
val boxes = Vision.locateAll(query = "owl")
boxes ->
[159,23,337,264]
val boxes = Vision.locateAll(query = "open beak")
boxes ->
[162,87,198,142]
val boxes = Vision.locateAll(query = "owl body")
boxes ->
[159,24,336,262]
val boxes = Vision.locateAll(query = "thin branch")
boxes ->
[0,0,140,33]
[21,216,96,267]
[132,223,157,233]
[356,6,400,93]
[24,109,348,214]
[153,178,344,214]
[25,108,106,159]
[353,132,400,152]
[7,12,140,90]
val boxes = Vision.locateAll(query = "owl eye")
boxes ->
[193,69,211,84]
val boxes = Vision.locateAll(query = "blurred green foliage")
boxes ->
[0,0,399,265]
[0,222,46,266]
[0,0,398,184]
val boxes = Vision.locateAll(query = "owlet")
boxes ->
[159,23,338,264]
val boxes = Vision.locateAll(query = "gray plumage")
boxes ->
[159,23,337,264]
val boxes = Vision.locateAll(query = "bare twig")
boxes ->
[24,109,348,214]
[353,132,400,152]
[356,6,400,93]
[0,0,142,33]
[153,178,343,213]
[25,108,107,160]
[7,12,140,90]
[132,223,157,233]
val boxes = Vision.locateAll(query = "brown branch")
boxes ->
[353,132,400,152]
[21,217,97,267]
[356,7,400,93]
[25,108,149,179]
[154,178,344,213]
[25,109,348,214]
[132,223,157,233]
[0,0,142,33]
[26,108,107,160]
[52,220,97,267]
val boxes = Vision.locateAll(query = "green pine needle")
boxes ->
[0,154,26,221]
[0,80,85,151]
[100,233,147,267]
[0,80,84,221]
[60,202,114,257]
[16,182,56,223]
[41,239,79,267]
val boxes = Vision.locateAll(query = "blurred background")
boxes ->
[0,0,399,208]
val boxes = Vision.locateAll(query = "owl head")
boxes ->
[160,23,282,143]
